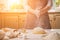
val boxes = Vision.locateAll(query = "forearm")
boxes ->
[41,0,53,12]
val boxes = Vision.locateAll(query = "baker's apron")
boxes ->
[24,0,51,29]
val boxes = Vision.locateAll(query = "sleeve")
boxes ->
[41,0,53,11]
[46,0,53,10]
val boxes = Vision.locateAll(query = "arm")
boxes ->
[43,0,52,10]
[40,0,53,15]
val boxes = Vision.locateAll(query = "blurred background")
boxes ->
[0,0,60,29]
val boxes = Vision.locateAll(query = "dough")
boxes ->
[32,27,46,34]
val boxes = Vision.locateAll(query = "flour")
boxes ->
[44,32,60,40]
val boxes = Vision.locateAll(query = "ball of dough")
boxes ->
[2,36,9,40]
[32,27,46,34]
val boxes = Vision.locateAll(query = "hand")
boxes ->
[39,9,47,16]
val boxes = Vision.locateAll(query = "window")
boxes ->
[55,0,60,7]
[49,0,60,12]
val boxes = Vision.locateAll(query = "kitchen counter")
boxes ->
[48,11,60,29]
[9,29,60,40]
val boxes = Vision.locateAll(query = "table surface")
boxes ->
[9,29,60,40]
